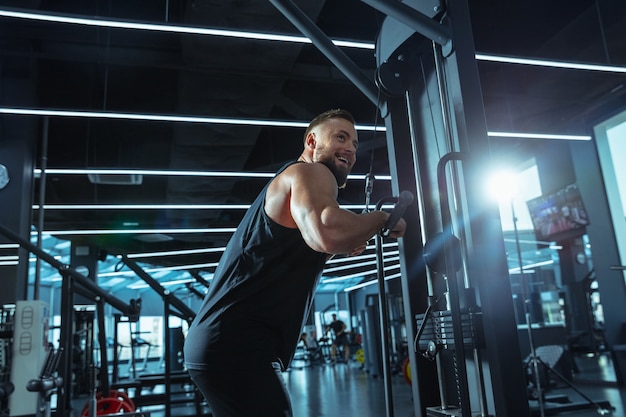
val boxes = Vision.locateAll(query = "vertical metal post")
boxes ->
[512,201,545,417]
[129,321,137,380]
[113,314,121,383]
[34,116,49,301]
[164,298,172,417]
[58,269,74,416]
[375,195,398,417]
[383,97,439,415]
[96,299,110,395]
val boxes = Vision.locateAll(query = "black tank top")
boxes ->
[184,161,328,370]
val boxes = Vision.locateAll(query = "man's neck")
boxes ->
[297,153,312,163]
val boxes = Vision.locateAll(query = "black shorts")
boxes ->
[333,333,349,347]
[188,362,292,417]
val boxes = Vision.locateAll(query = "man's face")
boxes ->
[311,118,358,188]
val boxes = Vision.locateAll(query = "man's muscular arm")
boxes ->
[289,163,405,254]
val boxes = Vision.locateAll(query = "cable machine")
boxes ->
[270,0,529,415]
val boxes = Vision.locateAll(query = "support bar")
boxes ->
[269,0,381,107]
[0,223,137,317]
[186,283,206,301]
[189,270,211,288]
[360,0,451,48]
[118,254,196,323]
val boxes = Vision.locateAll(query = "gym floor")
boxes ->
[287,353,626,417]
[90,351,626,417]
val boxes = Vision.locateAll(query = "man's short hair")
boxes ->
[303,109,355,142]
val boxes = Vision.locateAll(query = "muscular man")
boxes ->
[183,109,407,417]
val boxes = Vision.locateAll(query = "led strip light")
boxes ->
[31,168,392,181]
[31,228,237,235]
[323,255,400,275]
[1,9,624,75]
[476,53,626,74]
[343,272,402,292]
[0,9,374,49]
[1,108,591,141]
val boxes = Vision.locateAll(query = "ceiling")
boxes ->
[1,0,625,298]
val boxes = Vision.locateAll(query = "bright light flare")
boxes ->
[486,170,518,202]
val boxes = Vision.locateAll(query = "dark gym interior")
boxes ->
[1,0,626,416]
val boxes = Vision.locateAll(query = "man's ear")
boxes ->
[305,132,316,149]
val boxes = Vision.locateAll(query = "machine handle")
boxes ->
[380,190,414,237]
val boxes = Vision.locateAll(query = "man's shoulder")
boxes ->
[287,161,332,176]
[281,162,337,190]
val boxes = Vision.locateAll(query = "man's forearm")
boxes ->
[314,208,388,254]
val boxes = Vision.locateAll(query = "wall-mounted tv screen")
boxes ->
[526,183,590,241]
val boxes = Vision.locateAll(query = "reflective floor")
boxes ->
[285,353,626,417]
[286,360,415,417]
[74,351,626,417]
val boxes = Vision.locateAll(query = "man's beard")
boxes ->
[320,160,349,189]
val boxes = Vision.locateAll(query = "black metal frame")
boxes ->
[115,255,197,417]
[0,223,202,417]
[0,223,141,416]
[269,0,530,415]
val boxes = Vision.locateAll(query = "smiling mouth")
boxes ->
[337,156,349,166]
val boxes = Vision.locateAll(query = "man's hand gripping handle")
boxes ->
[380,190,414,237]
